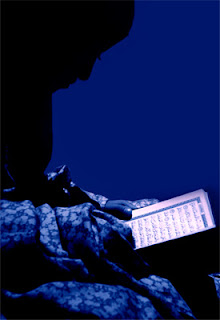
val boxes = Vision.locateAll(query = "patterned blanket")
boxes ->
[1,166,195,319]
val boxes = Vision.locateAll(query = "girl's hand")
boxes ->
[103,200,136,220]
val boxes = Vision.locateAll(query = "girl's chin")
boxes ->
[51,77,78,92]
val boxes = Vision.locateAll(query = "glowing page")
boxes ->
[126,189,216,249]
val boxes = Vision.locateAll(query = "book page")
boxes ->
[126,189,216,249]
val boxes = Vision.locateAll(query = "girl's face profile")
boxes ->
[49,45,100,92]
[3,1,134,93]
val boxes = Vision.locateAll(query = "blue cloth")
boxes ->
[1,166,195,319]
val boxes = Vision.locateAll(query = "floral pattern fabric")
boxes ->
[1,165,195,319]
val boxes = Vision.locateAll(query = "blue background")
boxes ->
[47,1,219,225]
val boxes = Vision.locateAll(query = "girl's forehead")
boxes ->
[3,1,134,48]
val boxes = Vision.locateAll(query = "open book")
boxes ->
[126,189,216,249]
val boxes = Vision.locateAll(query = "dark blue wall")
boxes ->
[47,1,219,225]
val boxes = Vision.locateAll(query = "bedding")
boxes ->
[1,165,195,319]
